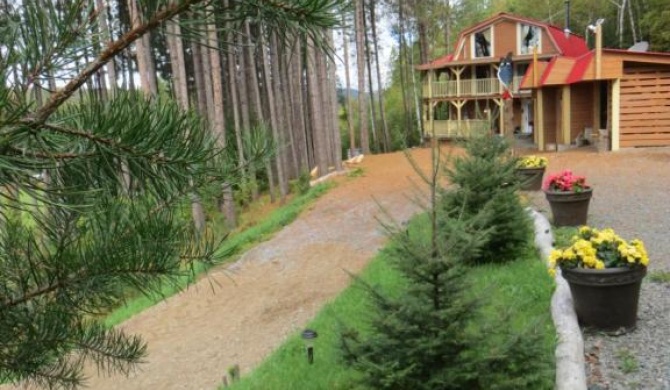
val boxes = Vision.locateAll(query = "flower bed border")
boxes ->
[528,208,587,390]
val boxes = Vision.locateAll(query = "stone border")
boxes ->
[528,208,587,390]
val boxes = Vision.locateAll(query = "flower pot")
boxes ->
[515,167,545,191]
[561,266,646,331]
[544,188,592,226]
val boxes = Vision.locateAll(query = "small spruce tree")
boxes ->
[341,144,553,389]
[441,135,532,264]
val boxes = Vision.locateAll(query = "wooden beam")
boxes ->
[611,78,620,151]
[536,89,545,151]
[428,70,435,140]
[592,82,601,133]
[562,86,571,145]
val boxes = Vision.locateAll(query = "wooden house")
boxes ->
[417,13,670,150]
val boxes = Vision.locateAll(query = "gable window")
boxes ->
[471,27,492,58]
[518,24,541,55]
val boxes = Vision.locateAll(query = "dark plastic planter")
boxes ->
[561,266,646,331]
[515,167,545,191]
[544,188,593,226]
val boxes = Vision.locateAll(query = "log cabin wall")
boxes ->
[542,87,558,148]
[619,63,670,147]
[570,83,594,141]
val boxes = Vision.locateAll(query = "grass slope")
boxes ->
[226,219,556,390]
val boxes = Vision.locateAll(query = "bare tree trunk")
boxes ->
[362,3,379,152]
[316,32,336,169]
[327,29,343,171]
[97,0,117,96]
[306,41,328,178]
[191,40,208,115]
[397,0,412,138]
[370,0,390,152]
[342,12,356,156]
[355,0,370,154]
[261,29,287,202]
[245,21,263,122]
[200,34,215,125]
[128,0,157,96]
[289,38,309,173]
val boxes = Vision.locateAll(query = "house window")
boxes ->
[472,27,492,58]
[518,24,541,55]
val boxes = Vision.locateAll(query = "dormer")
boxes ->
[450,13,588,63]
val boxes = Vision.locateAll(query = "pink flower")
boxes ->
[543,170,590,192]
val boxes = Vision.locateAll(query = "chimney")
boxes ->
[564,0,571,38]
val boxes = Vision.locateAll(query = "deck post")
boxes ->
[561,86,571,145]
[536,89,545,151]
[611,78,620,151]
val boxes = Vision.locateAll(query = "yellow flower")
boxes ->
[548,268,556,278]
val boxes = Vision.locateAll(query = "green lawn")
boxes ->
[226,220,556,390]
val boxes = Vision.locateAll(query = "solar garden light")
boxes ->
[301,329,318,364]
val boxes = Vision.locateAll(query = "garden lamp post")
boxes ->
[301,329,318,364]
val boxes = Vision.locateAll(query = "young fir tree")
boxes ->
[340,145,552,389]
[441,135,532,264]
[0,1,342,388]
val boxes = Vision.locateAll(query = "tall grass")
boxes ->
[104,183,333,327]
[225,220,556,390]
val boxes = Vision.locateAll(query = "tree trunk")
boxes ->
[261,28,287,202]
[289,38,309,173]
[355,0,370,154]
[306,40,328,179]
[342,12,356,156]
[327,29,343,171]
[128,0,157,96]
[370,0,390,152]
[362,2,379,152]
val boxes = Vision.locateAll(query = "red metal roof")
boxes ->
[546,26,589,57]
[565,52,594,84]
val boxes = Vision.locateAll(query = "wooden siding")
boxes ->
[570,83,594,141]
[540,30,555,54]
[542,87,558,148]
[619,66,670,147]
[494,21,516,57]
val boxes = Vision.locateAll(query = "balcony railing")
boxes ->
[423,119,491,139]
[423,76,526,98]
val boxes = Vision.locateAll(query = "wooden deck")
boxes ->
[423,119,491,139]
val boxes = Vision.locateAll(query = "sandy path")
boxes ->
[78,149,433,390]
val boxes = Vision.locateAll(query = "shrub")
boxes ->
[441,135,532,264]
[340,211,552,389]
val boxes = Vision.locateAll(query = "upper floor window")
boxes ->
[518,24,541,55]
[472,27,492,58]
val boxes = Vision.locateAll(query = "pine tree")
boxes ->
[0,1,343,388]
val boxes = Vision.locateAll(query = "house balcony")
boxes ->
[423,119,491,139]
[422,76,527,99]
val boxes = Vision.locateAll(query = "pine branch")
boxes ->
[33,0,206,123]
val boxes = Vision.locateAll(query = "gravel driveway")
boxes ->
[527,146,670,390]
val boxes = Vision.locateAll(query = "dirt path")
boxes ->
[80,149,433,390]
[8,145,668,389]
